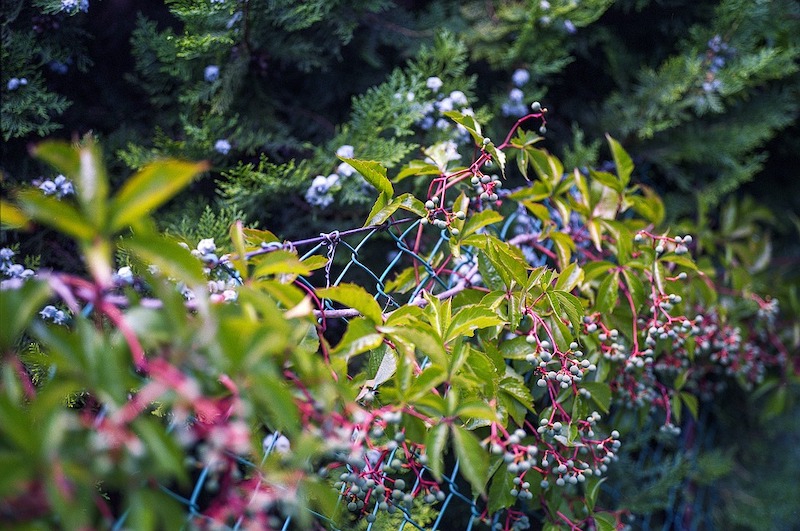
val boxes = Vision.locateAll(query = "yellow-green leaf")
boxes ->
[17,190,96,241]
[317,284,384,324]
[109,160,209,232]
[340,158,393,197]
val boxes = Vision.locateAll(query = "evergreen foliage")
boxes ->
[1,1,799,529]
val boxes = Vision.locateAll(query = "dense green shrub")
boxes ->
[1,108,797,529]
[1,1,798,529]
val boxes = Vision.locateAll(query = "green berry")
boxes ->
[531,101,542,112]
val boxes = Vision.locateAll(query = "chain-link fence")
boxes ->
[108,210,714,530]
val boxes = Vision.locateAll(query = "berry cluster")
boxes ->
[60,0,89,14]
[702,35,734,94]
[0,247,35,290]
[526,338,597,389]
[35,174,74,198]
[6,77,29,91]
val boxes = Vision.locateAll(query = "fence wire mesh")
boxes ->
[106,208,715,531]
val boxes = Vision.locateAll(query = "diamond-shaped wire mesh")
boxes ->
[109,210,709,530]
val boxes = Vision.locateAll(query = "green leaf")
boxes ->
[0,281,52,352]
[553,291,584,332]
[585,476,607,512]
[488,463,516,513]
[132,418,187,479]
[589,170,623,194]
[462,210,503,238]
[606,134,633,188]
[680,391,699,419]
[629,185,665,224]
[340,158,393,197]
[253,250,312,277]
[580,382,612,414]
[122,232,205,284]
[499,335,535,360]
[250,371,301,434]
[365,192,426,226]
[499,376,536,414]
[442,110,483,145]
[550,232,575,269]
[445,305,503,343]
[317,284,384,324]
[622,269,646,311]
[554,262,584,293]
[33,140,108,228]
[17,190,96,241]
[0,200,29,229]
[456,400,498,423]
[32,140,80,177]
[408,365,446,401]
[595,271,619,314]
[395,160,442,181]
[381,324,448,367]
[452,425,489,495]
[109,160,209,232]
[593,511,617,531]
[425,423,448,481]
[331,317,383,360]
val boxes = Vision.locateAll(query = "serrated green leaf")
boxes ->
[110,160,208,232]
[606,134,633,188]
[425,423,448,481]
[317,284,383,324]
[446,305,503,343]
[499,376,536,414]
[488,463,516,513]
[331,317,383,360]
[341,158,393,197]
[456,400,498,423]
[621,270,646,311]
[553,291,583,332]
[408,365,446,401]
[550,232,575,269]
[554,262,584,292]
[395,160,442,181]
[593,511,617,531]
[452,425,489,495]
[462,210,503,238]
[589,169,623,194]
[595,271,619,314]
[442,110,483,145]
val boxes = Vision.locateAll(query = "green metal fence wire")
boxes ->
[109,207,712,530]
